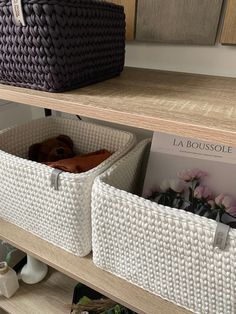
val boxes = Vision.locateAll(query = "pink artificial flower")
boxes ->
[170,179,186,193]
[208,200,215,209]
[178,168,207,182]
[142,185,158,198]
[194,185,212,200]
[159,179,170,192]
[215,193,225,206]
[215,194,235,208]
[222,196,235,209]
[160,179,185,193]
[227,206,236,217]
[215,194,236,217]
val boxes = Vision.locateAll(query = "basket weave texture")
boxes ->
[0,117,135,256]
[92,139,236,314]
[0,0,125,92]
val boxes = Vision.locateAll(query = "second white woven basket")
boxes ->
[92,139,236,314]
[0,117,136,257]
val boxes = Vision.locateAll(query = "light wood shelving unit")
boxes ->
[1,66,236,314]
[0,268,76,314]
[1,67,236,146]
[0,219,190,314]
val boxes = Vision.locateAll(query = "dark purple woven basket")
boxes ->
[0,0,125,92]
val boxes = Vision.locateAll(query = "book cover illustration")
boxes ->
[143,132,236,223]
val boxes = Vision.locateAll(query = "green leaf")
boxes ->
[79,296,91,305]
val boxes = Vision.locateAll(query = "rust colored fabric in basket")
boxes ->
[0,0,125,92]
[46,149,113,173]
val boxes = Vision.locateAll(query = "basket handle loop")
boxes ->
[11,0,26,27]
[213,221,230,250]
[51,169,63,191]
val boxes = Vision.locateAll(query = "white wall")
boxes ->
[0,100,32,130]
[125,42,236,77]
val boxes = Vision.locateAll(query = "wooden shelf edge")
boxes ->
[0,86,234,146]
[1,67,236,145]
[0,218,191,314]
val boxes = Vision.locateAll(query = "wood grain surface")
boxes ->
[1,67,236,145]
[0,219,191,314]
[0,268,76,314]
[136,0,223,44]
[221,0,236,44]
[109,0,136,40]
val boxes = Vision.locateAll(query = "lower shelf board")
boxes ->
[0,219,191,314]
[0,268,76,314]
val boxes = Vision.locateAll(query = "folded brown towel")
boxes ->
[45,149,112,173]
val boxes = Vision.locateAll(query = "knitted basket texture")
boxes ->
[0,0,125,92]
[0,117,135,256]
[92,139,236,314]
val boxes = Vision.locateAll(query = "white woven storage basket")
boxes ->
[92,139,236,314]
[0,117,136,257]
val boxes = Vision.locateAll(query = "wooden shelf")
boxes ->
[1,67,236,314]
[0,268,76,314]
[0,219,191,314]
[1,67,236,145]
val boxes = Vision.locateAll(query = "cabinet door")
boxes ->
[136,0,223,45]
[221,0,236,44]
[109,0,136,40]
